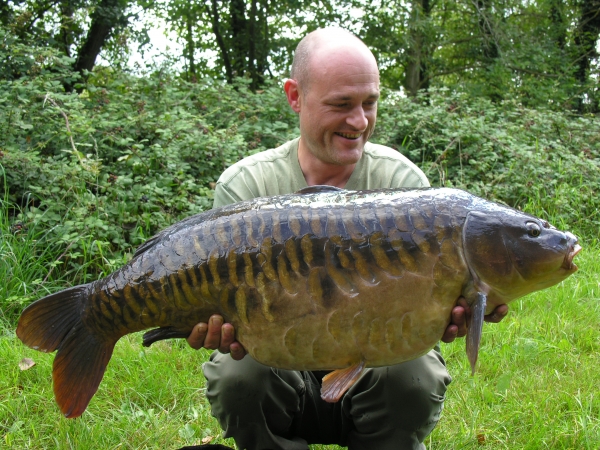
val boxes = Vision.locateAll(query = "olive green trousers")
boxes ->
[202,349,451,450]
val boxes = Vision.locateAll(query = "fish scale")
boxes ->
[87,195,449,349]
[16,186,580,417]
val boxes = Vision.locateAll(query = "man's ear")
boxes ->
[284,78,301,113]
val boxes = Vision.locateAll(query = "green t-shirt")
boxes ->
[213,137,429,208]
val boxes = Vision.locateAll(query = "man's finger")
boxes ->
[441,324,459,343]
[187,322,208,350]
[229,342,247,361]
[451,305,468,337]
[485,304,509,323]
[457,297,470,314]
[203,315,224,349]
[219,323,236,354]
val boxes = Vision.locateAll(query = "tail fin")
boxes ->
[16,285,117,418]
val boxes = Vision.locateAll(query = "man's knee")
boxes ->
[203,352,305,418]
[202,353,308,448]
[343,350,451,448]
[383,350,450,423]
[388,356,449,402]
[203,353,275,408]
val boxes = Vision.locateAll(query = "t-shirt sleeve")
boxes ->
[347,143,431,190]
[212,140,302,208]
[213,182,242,208]
[213,171,260,208]
[389,166,430,188]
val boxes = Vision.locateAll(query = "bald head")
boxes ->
[290,28,378,92]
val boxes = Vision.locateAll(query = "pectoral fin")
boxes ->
[466,292,487,375]
[320,361,366,403]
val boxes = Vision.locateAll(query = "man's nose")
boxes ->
[346,106,368,130]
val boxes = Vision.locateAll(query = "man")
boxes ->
[187,28,508,450]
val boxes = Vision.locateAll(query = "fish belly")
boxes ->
[238,252,466,370]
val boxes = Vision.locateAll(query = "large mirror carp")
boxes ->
[16,186,581,418]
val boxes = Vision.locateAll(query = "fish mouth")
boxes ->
[563,244,582,270]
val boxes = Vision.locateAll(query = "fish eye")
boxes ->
[526,222,542,237]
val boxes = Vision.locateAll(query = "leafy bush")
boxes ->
[1,62,299,286]
[375,88,600,235]
[1,32,598,320]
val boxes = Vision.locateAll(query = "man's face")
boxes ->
[296,48,380,167]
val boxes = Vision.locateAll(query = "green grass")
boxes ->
[2,243,598,449]
[0,165,94,323]
[1,331,232,448]
[427,239,600,449]
[1,171,598,449]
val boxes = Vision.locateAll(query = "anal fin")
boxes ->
[320,361,366,403]
[466,292,487,375]
[142,326,192,347]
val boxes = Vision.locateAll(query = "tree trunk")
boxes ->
[574,0,600,112]
[476,0,499,61]
[549,0,567,50]
[229,0,248,77]
[247,0,265,89]
[186,11,196,80]
[574,0,600,84]
[210,0,233,83]
[403,0,432,97]
[255,0,269,77]
[59,0,75,58]
[73,0,128,74]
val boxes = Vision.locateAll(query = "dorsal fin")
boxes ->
[133,201,256,257]
[295,185,344,195]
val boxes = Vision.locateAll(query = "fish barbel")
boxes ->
[16,186,581,418]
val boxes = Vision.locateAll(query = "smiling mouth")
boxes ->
[336,132,362,140]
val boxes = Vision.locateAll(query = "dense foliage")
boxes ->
[375,89,600,233]
[2,0,599,111]
[359,0,600,112]
[1,35,297,279]
[1,26,599,320]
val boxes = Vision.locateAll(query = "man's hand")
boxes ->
[441,297,509,343]
[187,315,247,360]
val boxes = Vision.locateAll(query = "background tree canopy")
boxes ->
[0,0,599,314]
[1,0,599,109]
